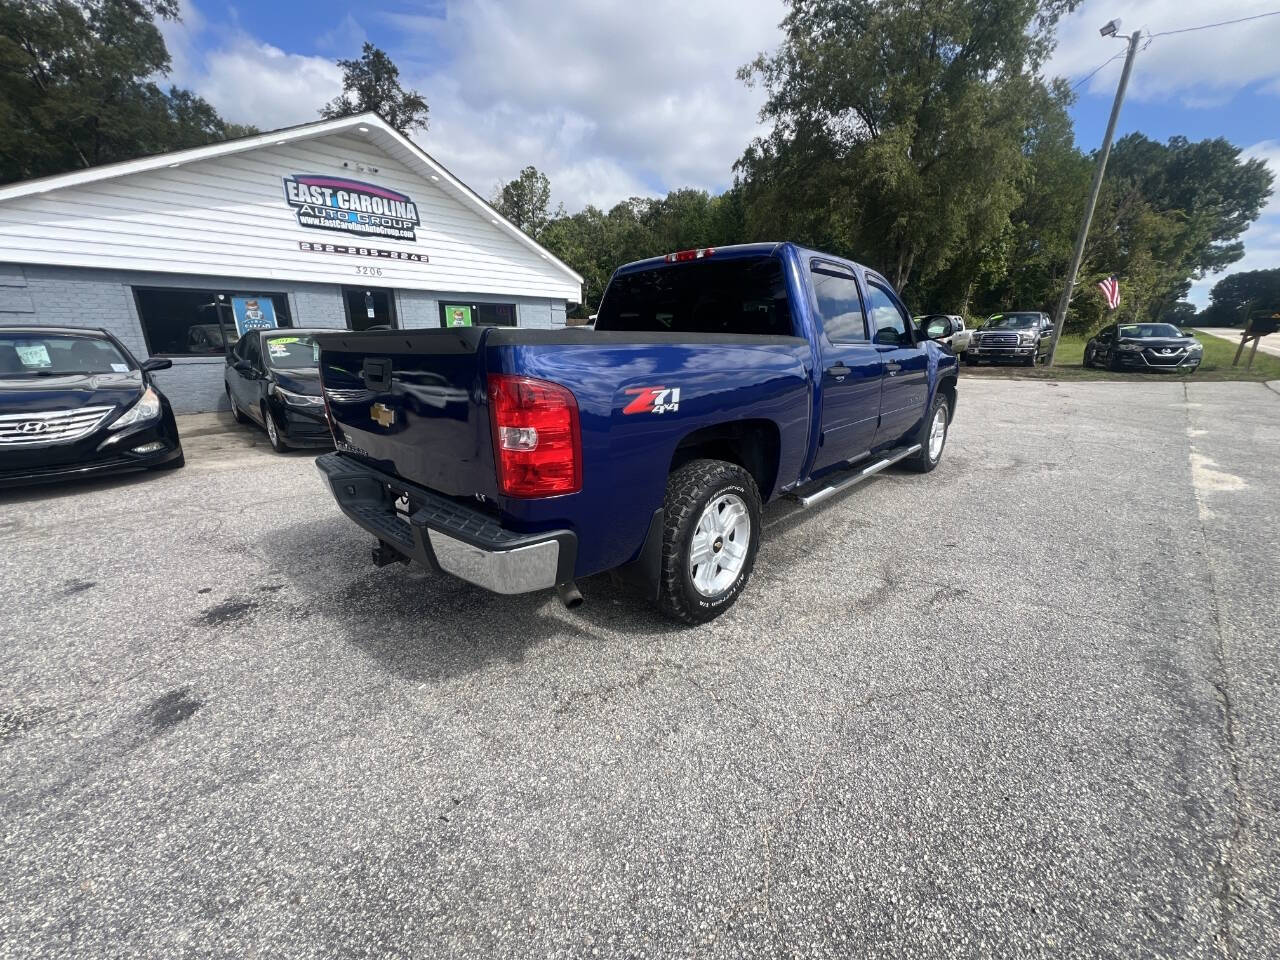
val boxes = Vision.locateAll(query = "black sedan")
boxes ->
[224,329,332,452]
[0,326,183,488]
[1084,322,1204,373]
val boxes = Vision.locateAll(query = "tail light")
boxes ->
[488,373,581,497]
[664,247,715,263]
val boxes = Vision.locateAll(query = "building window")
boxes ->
[343,287,397,331]
[438,301,517,329]
[133,287,292,357]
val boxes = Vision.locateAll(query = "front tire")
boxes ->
[227,386,248,424]
[906,393,950,473]
[263,406,289,452]
[657,459,762,625]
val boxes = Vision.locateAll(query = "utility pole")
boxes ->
[1047,27,1142,367]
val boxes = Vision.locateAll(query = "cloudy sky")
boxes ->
[162,0,1280,306]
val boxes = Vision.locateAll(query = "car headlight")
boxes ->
[1019,333,1036,344]
[109,386,161,430]
[1117,343,1142,352]
[270,384,324,406]
[1188,342,1203,353]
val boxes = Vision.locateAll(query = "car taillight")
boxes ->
[488,373,581,497]
[664,247,715,263]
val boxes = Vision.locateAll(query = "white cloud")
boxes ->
[159,0,783,212]
[386,0,785,211]
[160,2,343,131]
[1046,1,1280,101]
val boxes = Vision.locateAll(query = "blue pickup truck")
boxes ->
[314,242,958,623]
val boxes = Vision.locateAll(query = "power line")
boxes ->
[1147,10,1280,38]
[1072,50,1126,90]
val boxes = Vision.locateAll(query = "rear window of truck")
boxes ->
[595,256,794,336]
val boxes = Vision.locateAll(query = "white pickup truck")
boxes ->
[915,315,972,354]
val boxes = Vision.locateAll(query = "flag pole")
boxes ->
[1046,28,1142,368]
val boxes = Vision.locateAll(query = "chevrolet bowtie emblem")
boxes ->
[371,402,396,428]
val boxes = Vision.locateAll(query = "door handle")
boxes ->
[885,361,902,375]
[827,363,852,380]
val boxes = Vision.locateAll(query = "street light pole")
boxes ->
[1046,28,1142,367]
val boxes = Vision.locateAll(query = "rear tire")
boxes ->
[656,459,761,625]
[905,393,950,473]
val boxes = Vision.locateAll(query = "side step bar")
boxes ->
[791,444,921,509]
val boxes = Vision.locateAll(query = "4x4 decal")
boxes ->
[623,386,681,415]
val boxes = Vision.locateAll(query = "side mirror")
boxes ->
[140,357,172,372]
[233,360,258,377]
[923,317,953,341]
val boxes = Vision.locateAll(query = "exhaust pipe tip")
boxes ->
[557,581,584,609]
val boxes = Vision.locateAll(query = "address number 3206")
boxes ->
[355,266,384,277]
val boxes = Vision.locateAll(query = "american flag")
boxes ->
[1098,275,1120,310]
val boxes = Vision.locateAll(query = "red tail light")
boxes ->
[488,373,581,497]
[664,247,716,263]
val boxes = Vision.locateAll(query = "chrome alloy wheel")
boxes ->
[928,404,948,462]
[266,411,280,446]
[689,493,751,597]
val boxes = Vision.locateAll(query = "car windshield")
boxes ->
[1119,323,1183,339]
[983,313,1039,330]
[263,335,319,370]
[0,333,134,378]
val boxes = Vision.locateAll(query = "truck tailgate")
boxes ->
[315,327,495,498]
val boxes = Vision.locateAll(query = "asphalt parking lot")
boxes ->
[2,377,1277,959]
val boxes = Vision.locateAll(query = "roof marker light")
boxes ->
[358,126,370,132]
[664,247,716,263]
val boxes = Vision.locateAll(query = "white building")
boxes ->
[0,112,582,412]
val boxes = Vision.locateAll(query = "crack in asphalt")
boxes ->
[1184,380,1247,960]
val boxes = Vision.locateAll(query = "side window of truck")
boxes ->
[810,265,867,342]
[865,283,910,347]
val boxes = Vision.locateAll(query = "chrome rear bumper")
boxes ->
[315,452,577,594]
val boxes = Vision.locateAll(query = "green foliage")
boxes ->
[1161,301,1198,325]
[492,166,554,237]
[1078,135,1273,327]
[1197,268,1280,326]
[320,42,429,134]
[0,0,252,183]
[735,0,1079,295]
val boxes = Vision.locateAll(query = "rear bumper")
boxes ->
[315,452,577,594]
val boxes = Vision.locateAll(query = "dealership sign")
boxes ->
[282,174,420,241]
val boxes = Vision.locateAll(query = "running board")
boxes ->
[791,444,921,509]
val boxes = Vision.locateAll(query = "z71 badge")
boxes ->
[623,386,681,415]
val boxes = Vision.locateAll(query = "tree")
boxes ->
[492,166,553,237]
[0,0,253,184]
[1161,301,1198,325]
[320,43,428,134]
[1198,268,1280,326]
[736,0,1080,294]
[1076,135,1273,326]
